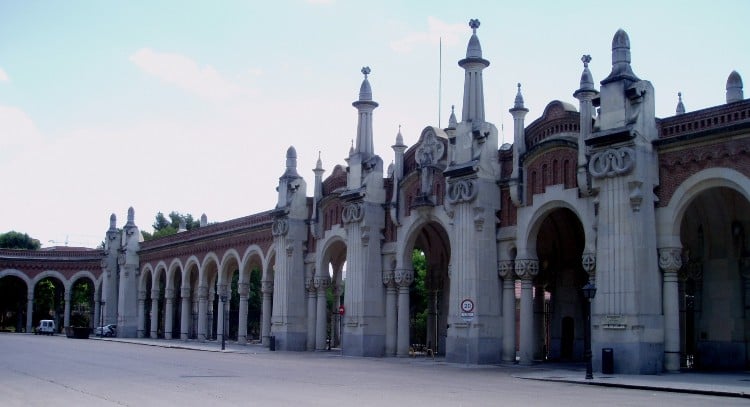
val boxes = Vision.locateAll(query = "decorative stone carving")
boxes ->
[197,286,209,299]
[582,252,596,279]
[164,288,174,299]
[515,259,539,280]
[394,269,414,287]
[285,243,294,257]
[473,207,485,231]
[304,278,314,292]
[416,132,445,200]
[313,276,331,290]
[361,225,370,246]
[628,181,643,212]
[272,218,289,237]
[446,178,478,204]
[589,147,635,178]
[181,287,192,298]
[658,247,683,273]
[342,202,364,224]
[497,260,515,279]
[238,282,250,297]
[138,290,147,301]
[382,270,396,288]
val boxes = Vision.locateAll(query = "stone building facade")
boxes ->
[2,21,749,374]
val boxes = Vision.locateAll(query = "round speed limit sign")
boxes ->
[460,298,474,313]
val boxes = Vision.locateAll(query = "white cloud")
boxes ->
[130,48,246,101]
[390,17,466,54]
[0,67,8,82]
[0,106,41,156]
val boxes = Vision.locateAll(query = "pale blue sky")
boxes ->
[1,0,748,248]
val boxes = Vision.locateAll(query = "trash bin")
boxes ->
[269,335,276,351]
[602,348,614,374]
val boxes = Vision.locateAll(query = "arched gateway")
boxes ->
[2,21,749,374]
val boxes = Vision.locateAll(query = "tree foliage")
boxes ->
[410,249,428,344]
[141,211,201,241]
[0,231,41,250]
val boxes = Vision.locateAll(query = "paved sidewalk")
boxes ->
[95,337,750,399]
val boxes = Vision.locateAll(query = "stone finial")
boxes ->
[349,139,355,156]
[676,92,686,115]
[200,213,207,227]
[448,105,457,128]
[726,70,744,104]
[283,146,299,178]
[602,29,639,84]
[465,19,483,59]
[126,207,135,226]
[178,218,187,232]
[315,151,323,171]
[395,125,404,146]
[358,66,372,101]
[514,83,525,109]
[109,213,117,230]
[579,54,595,91]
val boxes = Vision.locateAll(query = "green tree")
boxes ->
[0,231,41,250]
[410,250,428,344]
[142,211,201,241]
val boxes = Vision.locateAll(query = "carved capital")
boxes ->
[261,280,274,294]
[313,276,331,290]
[394,269,414,287]
[238,283,250,297]
[272,218,289,237]
[382,270,396,288]
[589,147,635,179]
[164,288,174,299]
[150,289,160,299]
[498,260,515,279]
[515,259,539,280]
[181,287,192,298]
[445,178,478,204]
[138,290,147,301]
[658,247,683,274]
[197,286,209,299]
[342,202,364,224]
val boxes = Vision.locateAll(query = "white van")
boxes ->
[36,320,55,335]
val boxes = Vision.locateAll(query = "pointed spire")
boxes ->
[726,70,744,103]
[459,19,490,123]
[395,125,404,146]
[448,105,457,128]
[601,29,639,85]
[514,83,525,109]
[109,213,117,231]
[352,67,378,158]
[315,151,323,172]
[676,92,685,115]
[349,139,355,156]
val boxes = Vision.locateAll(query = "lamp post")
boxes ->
[220,295,227,351]
[582,282,597,380]
[99,301,105,338]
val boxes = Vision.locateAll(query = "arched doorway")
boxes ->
[69,277,95,329]
[404,220,450,356]
[319,238,346,350]
[679,186,749,370]
[0,274,28,332]
[534,207,587,362]
[34,276,65,334]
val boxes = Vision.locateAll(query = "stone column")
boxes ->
[137,290,146,338]
[516,259,539,365]
[659,247,682,372]
[164,289,174,339]
[238,283,249,344]
[216,285,227,344]
[26,290,34,333]
[533,284,546,360]
[94,299,101,331]
[63,290,71,329]
[395,269,413,357]
[180,287,191,340]
[150,289,160,338]
[305,278,316,350]
[383,270,397,356]
[315,276,330,351]
[261,280,273,346]
[197,286,208,341]
[499,261,516,363]
[740,258,750,369]
[206,288,215,340]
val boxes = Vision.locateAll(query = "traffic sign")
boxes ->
[338,305,345,316]
[460,298,474,313]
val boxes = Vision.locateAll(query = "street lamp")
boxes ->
[582,282,597,380]
[99,301,105,338]
[220,295,227,351]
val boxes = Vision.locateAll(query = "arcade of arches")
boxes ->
[2,23,750,375]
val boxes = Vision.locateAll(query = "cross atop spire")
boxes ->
[361,66,371,79]
[469,19,480,33]
[582,54,591,68]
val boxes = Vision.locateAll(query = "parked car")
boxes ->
[94,324,117,337]
[36,320,56,335]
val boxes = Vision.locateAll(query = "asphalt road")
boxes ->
[0,334,743,406]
